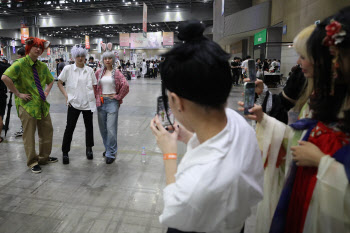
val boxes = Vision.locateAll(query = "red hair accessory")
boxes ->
[323,20,346,47]
[25,37,51,55]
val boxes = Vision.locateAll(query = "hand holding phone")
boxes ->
[243,82,255,115]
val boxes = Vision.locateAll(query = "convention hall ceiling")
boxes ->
[0,0,213,39]
[0,0,213,15]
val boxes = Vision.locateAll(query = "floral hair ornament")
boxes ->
[322,19,346,95]
[323,20,346,47]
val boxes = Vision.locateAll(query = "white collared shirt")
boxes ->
[159,108,264,233]
[58,64,97,112]
[241,59,249,74]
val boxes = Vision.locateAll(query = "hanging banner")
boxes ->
[163,32,174,48]
[85,35,90,49]
[97,39,102,53]
[147,32,162,48]
[130,32,162,49]
[21,27,29,44]
[47,48,51,55]
[119,33,130,48]
[11,40,16,54]
[222,0,225,16]
[143,3,148,38]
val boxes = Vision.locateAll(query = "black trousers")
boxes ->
[167,228,203,233]
[167,224,244,233]
[62,105,94,153]
[232,71,240,84]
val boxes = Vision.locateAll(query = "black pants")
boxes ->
[62,105,94,153]
[167,229,203,233]
[232,71,240,85]
[167,224,244,233]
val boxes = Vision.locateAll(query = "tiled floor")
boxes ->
[0,78,254,233]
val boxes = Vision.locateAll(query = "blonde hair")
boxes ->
[293,25,316,62]
[293,25,316,111]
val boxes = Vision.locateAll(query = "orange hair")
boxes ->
[25,37,50,55]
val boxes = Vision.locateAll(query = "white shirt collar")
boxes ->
[179,116,231,171]
[73,63,87,72]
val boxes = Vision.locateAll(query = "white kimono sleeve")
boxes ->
[303,156,350,233]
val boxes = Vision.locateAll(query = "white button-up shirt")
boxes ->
[159,108,264,233]
[58,64,97,112]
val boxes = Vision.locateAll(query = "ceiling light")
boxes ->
[99,10,101,12]
[108,9,110,11]
[176,5,178,8]
[56,6,60,9]
[4,11,6,13]
[166,5,169,9]
[39,13,41,15]
[65,6,68,9]
[135,2,138,4]
[47,13,49,15]
[123,0,125,2]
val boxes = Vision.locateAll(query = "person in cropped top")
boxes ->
[94,51,129,164]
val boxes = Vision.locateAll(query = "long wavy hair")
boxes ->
[308,11,350,133]
[98,51,117,85]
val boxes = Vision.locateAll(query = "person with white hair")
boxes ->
[94,51,129,164]
[57,46,97,164]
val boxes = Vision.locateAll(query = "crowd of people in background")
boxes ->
[231,56,281,85]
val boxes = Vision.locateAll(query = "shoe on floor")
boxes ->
[103,151,106,157]
[31,165,42,173]
[48,157,58,163]
[14,129,23,137]
[63,153,69,164]
[106,157,115,164]
[86,147,93,160]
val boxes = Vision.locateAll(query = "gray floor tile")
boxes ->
[0,78,258,233]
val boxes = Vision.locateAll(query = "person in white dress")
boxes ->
[141,59,147,78]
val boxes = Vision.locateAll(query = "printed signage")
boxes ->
[163,32,174,48]
[20,27,29,44]
[143,3,147,38]
[254,29,267,45]
[119,33,130,48]
[85,35,90,49]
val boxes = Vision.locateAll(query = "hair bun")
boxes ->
[178,20,205,42]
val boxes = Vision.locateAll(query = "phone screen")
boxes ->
[157,96,174,127]
[248,59,256,82]
[244,82,255,115]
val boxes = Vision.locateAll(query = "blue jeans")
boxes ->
[97,98,119,159]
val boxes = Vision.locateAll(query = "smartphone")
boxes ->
[247,59,257,82]
[244,82,255,115]
[157,96,174,127]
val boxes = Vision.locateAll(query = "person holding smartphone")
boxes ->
[239,10,350,232]
[149,20,263,233]
[94,51,129,164]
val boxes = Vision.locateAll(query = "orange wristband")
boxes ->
[163,153,177,160]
